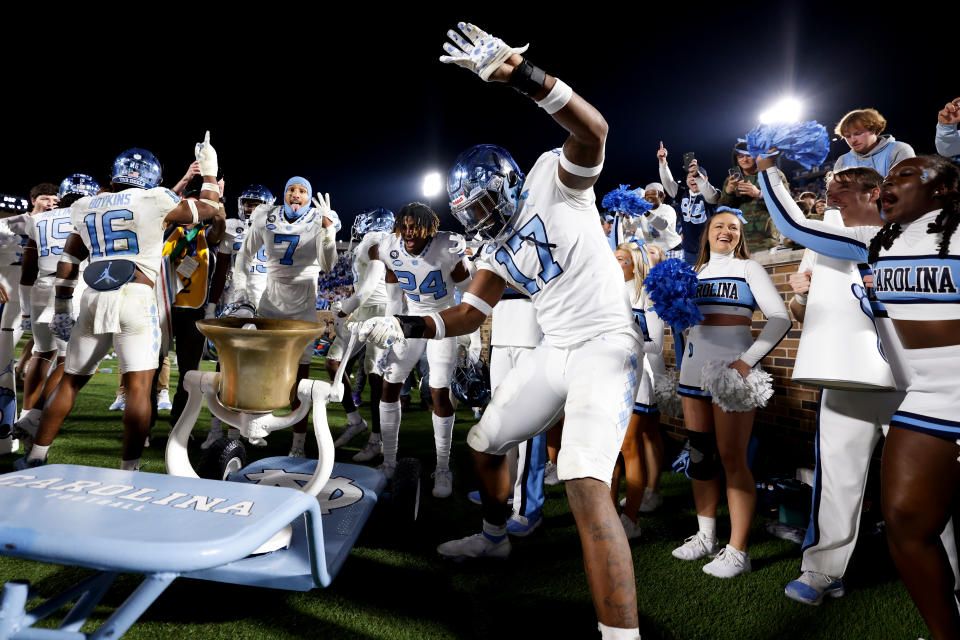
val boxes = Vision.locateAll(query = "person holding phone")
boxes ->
[936,96,960,158]
[720,141,791,252]
[658,142,720,265]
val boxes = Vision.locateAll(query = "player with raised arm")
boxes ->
[15,135,222,471]
[233,176,338,457]
[328,207,394,461]
[363,203,469,498]
[356,23,641,638]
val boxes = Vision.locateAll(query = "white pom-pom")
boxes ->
[700,360,774,413]
[653,371,683,418]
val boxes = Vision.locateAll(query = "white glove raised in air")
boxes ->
[195,130,218,177]
[352,316,405,350]
[440,22,529,81]
[312,193,341,231]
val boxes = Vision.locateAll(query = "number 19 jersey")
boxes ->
[70,187,179,284]
[476,149,633,348]
[377,231,464,314]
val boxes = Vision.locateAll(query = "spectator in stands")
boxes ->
[833,108,914,176]
[657,142,719,265]
[812,199,827,220]
[935,96,960,158]
[638,183,682,255]
[720,142,790,252]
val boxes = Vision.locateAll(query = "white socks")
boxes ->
[598,622,641,640]
[697,515,717,540]
[482,519,507,542]
[432,413,455,469]
[379,400,401,464]
[27,444,49,462]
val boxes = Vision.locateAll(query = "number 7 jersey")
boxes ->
[476,149,633,348]
[70,187,180,284]
[376,231,464,314]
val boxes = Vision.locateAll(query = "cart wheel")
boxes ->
[199,438,247,481]
[389,457,421,522]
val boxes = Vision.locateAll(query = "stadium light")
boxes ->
[759,97,802,124]
[422,172,442,198]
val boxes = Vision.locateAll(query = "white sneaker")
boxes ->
[288,446,306,458]
[378,460,397,480]
[620,513,642,540]
[201,427,223,450]
[784,571,845,605]
[543,461,560,486]
[156,389,172,411]
[352,436,381,462]
[432,467,453,498]
[437,533,511,560]
[109,394,126,411]
[637,488,663,513]
[671,532,719,561]
[703,545,752,578]
[334,418,368,448]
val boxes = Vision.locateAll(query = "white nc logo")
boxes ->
[244,469,364,515]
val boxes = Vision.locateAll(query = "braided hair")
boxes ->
[867,156,960,262]
[393,202,439,239]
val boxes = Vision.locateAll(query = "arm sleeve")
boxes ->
[2,214,31,238]
[659,164,679,199]
[936,124,960,157]
[233,223,264,303]
[694,176,720,204]
[642,292,664,356]
[758,166,873,263]
[738,261,791,367]
[340,258,386,315]
[316,225,337,272]
[384,280,404,316]
[646,205,676,232]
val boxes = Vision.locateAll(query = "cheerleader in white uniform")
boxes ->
[612,242,665,539]
[672,210,791,577]
[759,153,960,639]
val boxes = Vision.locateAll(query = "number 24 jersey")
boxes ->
[377,231,464,314]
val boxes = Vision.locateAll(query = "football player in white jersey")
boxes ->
[15,134,222,471]
[365,202,470,498]
[15,174,99,440]
[329,207,394,460]
[234,175,338,457]
[356,23,641,639]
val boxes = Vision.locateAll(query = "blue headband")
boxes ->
[283,176,313,219]
[630,236,650,266]
[716,206,748,226]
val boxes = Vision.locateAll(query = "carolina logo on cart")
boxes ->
[0,474,255,517]
[244,469,363,515]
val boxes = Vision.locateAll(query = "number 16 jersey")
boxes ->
[476,149,633,348]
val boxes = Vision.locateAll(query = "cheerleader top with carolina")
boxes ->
[695,251,791,367]
[627,280,664,355]
[759,166,960,321]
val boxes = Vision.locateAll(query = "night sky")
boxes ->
[3,3,948,233]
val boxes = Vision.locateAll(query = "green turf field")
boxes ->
[0,352,929,639]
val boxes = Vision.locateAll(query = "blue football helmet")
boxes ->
[448,144,524,242]
[351,207,395,240]
[451,358,491,406]
[58,173,101,200]
[111,148,162,189]
[237,184,276,221]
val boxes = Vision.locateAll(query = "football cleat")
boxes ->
[334,418,368,448]
[288,446,306,459]
[437,533,511,561]
[156,389,172,411]
[784,572,845,605]
[377,460,397,480]
[432,467,453,498]
[14,456,46,471]
[352,436,382,462]
[109,393,126,411]
[543,461,560,486]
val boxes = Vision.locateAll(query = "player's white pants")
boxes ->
[257,279,318,365]
[491,345,542,511]
[327,303,385,375]
[469,329,641,485]
[802,388,959,585]
[381,336,457,389]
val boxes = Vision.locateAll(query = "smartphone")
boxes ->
[682,152,695,171]
[728,167,743,181]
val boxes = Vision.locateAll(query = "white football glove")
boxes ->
[20,316,31,332]
[440,22,529,81]
[311,193,341,231]
[352,316,405,350]
[195,130,219,177]
[50,312,74,342]
[449,234,467,255]
[205,302,217,319]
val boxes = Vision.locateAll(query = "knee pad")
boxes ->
[686,430,721,480]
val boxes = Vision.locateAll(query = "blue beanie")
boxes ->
[283,176,313,218]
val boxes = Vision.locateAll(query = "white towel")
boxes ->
[92,289,124,334]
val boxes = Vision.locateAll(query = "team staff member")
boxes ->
[672,211,790,577]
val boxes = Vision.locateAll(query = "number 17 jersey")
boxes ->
[476,149,633,348]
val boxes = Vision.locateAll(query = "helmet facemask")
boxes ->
[451,176,515,242]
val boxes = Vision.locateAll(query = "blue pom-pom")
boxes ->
[744,120,830,170]
[602,185,653,217]
[643,258,703,332]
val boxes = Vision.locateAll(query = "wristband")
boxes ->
[462,292,493,317]
[793,294,807,306]
[200,198,221,210]
[428,312,446,341]
[186,199,199,224]
[507,59,546,97]
[201,182,220,195]
[559,151,603,177]
[54,278,77,288]
[61,253,82,265]
[536,78,573,115]
[395,314,427,339]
